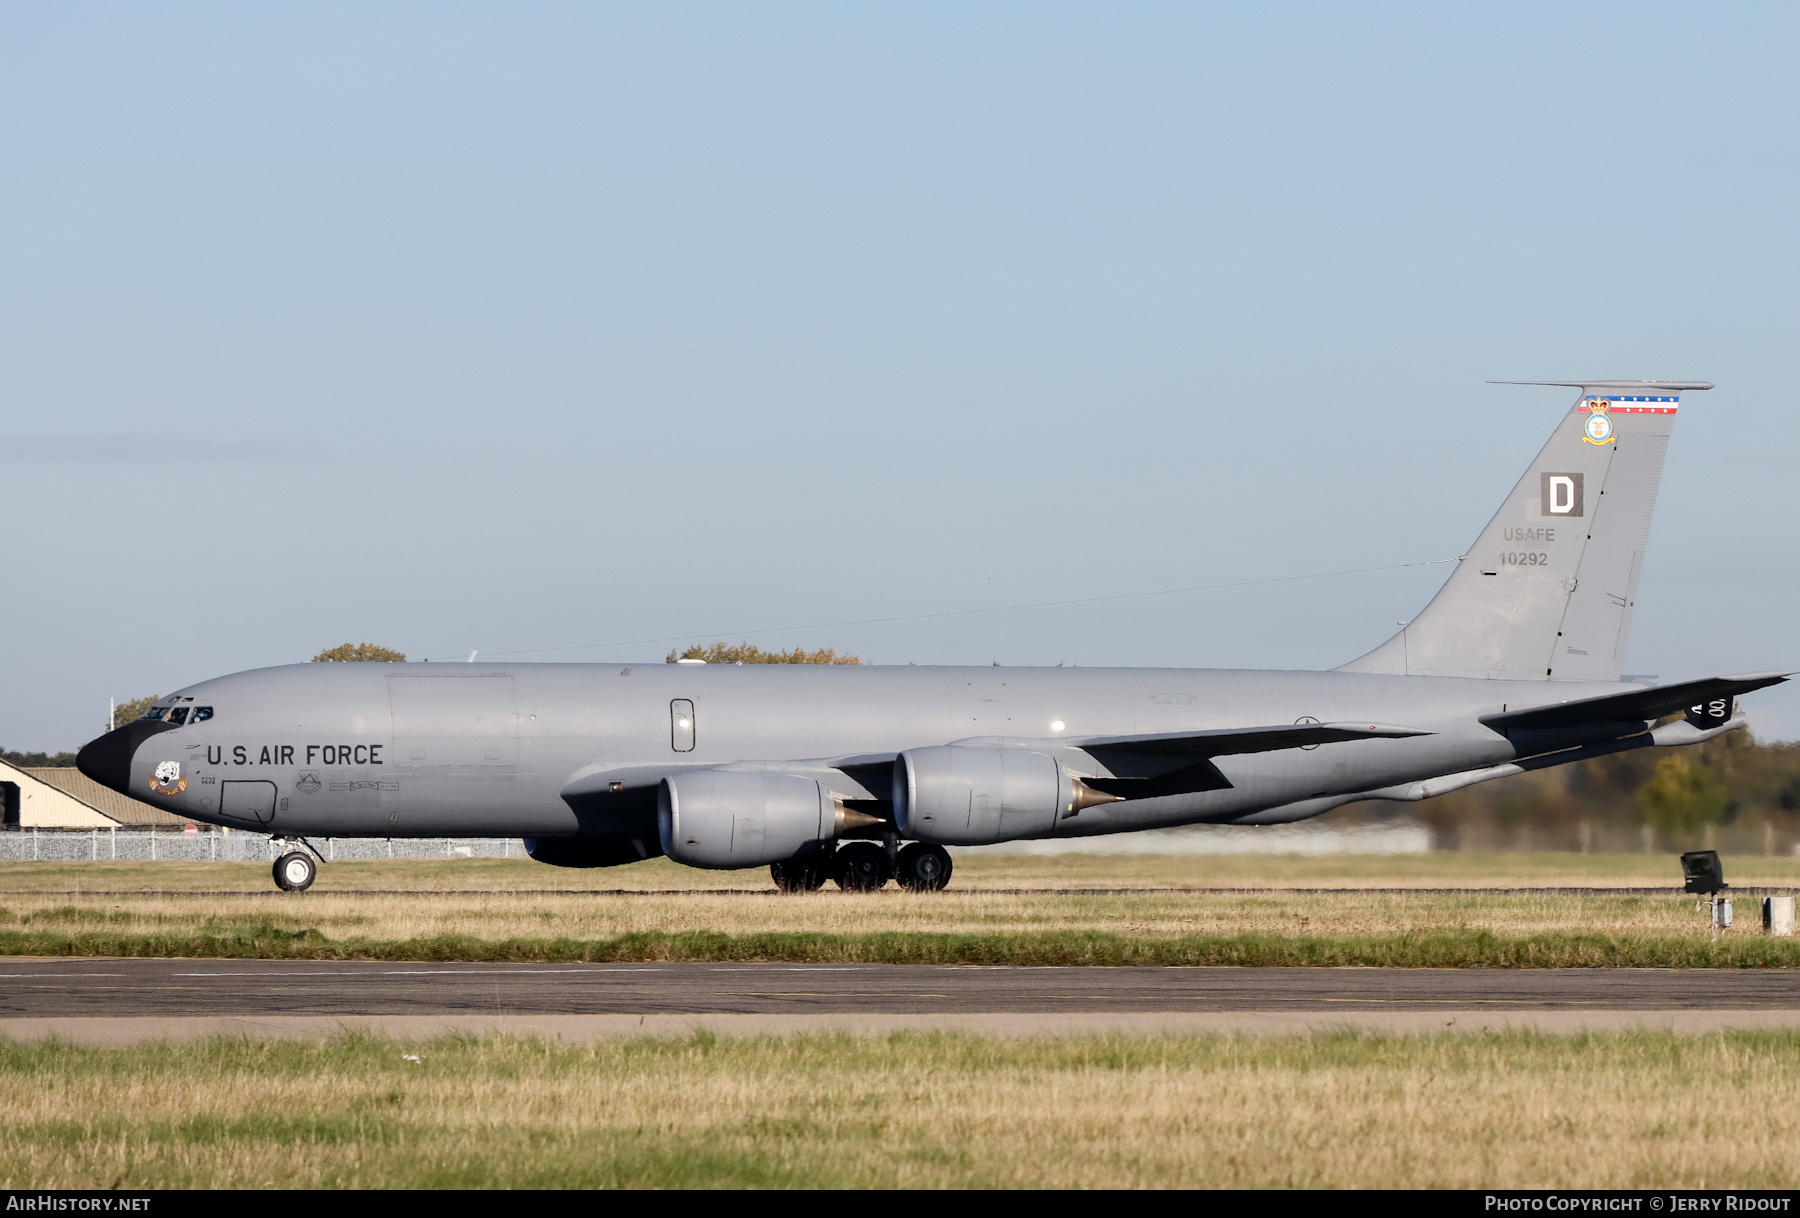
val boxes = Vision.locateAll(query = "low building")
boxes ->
[0,759,188,829]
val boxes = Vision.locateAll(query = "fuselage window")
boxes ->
[167,707,190,726]
[191,706,214,724]
[671,699,696,752]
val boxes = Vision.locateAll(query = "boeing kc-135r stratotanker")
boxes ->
[77,380,1789,892]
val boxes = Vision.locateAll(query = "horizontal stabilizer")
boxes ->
[1074,721,1433,758]
[1482,672,1792,733]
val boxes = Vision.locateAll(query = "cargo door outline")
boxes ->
[220,780,278,826]
[387,675,519,766]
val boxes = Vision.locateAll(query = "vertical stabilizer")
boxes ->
[1338,381,1708,681]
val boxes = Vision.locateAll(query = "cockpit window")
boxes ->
[191,706,214,724]
[141,707,169,722]
[167,707,190,726]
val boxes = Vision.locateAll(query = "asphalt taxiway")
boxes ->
[5,958,1800,1018]
[1,958,1798,1042]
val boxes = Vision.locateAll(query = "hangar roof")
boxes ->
[3,762,188,827]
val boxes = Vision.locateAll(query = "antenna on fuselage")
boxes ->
[467,650,479,663]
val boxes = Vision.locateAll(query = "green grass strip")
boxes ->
[3,926,1799,967]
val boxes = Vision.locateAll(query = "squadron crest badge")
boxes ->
[1581,397,1615,445]
[149,760,187,796]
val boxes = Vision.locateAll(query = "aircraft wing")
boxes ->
[1070,721,1434,758]
[558,723,1432,806]
[1482,672,1793,733]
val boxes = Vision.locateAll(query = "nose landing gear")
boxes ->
[271,840,320,892]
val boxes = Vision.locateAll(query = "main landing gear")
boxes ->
[833,842,891,891]
[769,842,953,893]
[271,839,320,892]
[895,842,953,891]
[770,856,830,893]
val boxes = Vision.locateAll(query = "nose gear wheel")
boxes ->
[273,850,317,892]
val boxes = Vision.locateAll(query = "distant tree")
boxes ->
[665,642,862,665]
[312,643,407,663]
[112,694,161,728]
[1637,753,1731,840]
[1,748,78,768]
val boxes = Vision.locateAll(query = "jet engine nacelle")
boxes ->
[893,746,1084,846]
[658,769,834,868]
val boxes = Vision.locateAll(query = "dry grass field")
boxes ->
[5,855,1798,1188]
[0,873,1784,942]
[8,849,1800,894]
[4,1029,1799,1188]
[2,853,1798,965]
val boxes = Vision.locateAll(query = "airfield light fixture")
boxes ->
[1681,850,1732,929]
[1681,850,1727,896]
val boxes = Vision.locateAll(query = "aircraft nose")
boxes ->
[77,720,178,794]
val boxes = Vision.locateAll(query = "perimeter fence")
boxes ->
[0,823,1439,861]
[0,828,524,863]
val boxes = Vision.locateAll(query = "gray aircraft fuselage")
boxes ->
[97,661,1610,840]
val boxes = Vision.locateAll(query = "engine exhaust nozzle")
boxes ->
[1066,778,1125,818]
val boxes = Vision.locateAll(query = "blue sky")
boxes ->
[3,2,1797,750]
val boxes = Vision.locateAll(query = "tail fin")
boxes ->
[1339,380,1710,682]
